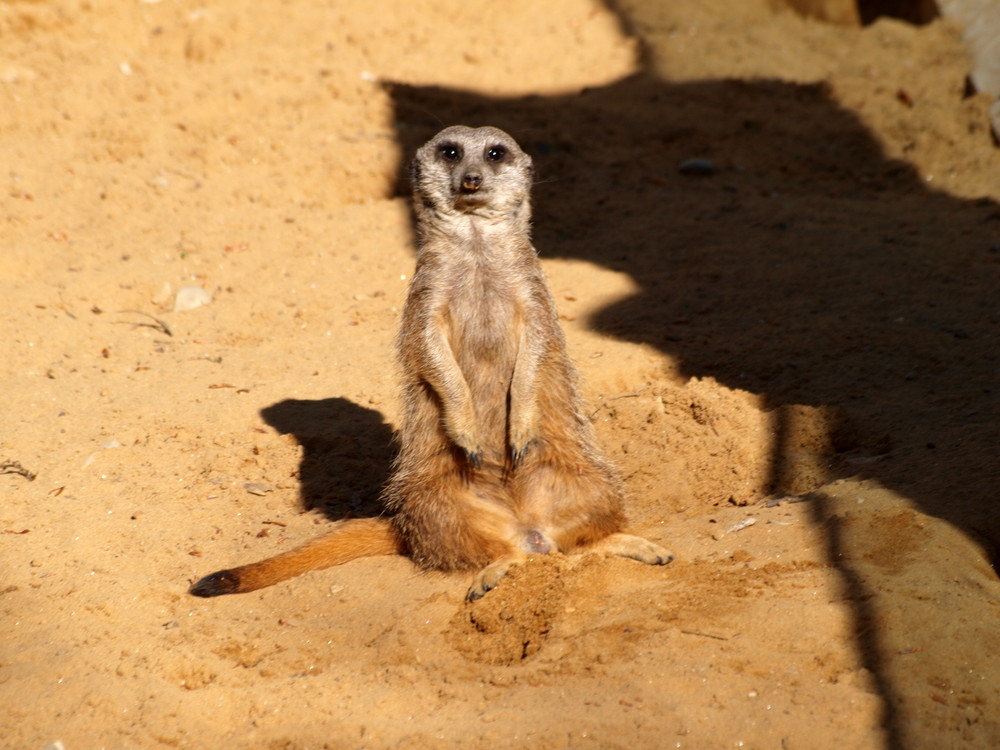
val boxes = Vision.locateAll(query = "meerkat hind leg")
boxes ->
[583,532,674,566]
[466,532,672,601]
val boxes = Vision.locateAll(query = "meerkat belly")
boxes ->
[450,282,518,450]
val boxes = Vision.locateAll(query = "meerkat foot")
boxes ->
[466,553,527,601]
[590,533,674,566]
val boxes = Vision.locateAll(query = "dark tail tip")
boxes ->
[189,569,242,597]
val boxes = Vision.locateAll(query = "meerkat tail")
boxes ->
[189,517,403,597]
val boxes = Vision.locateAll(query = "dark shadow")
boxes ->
[259,397,395,521]
[856,0,938,26]
[383,11,999,746]
[766,0,938,27]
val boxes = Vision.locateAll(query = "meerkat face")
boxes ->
[412,126,534,216]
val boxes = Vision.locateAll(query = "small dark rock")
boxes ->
[679,158,716,176]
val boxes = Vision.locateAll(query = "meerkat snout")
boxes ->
[461,172,482,192]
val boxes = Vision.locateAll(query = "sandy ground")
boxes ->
[3,0,1000,747]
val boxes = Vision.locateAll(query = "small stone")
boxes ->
[1,65,39,83]
[173,285,212,312]
[243,482,274,496]
[678,158,716,176]
[727,517,757,533]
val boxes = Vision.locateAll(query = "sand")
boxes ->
[3,0,1000,747]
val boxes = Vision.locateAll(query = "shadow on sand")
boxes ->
[260,397,394,521]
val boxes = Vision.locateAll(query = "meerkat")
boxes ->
[190,125,673,601]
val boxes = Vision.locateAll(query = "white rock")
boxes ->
[173,285,212,312]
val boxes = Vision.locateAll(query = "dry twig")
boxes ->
[1,460,37,481]
[114,310,173,337]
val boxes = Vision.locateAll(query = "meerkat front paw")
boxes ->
[509,436,535,467]
[449,431,483,468]
[508,413,538,467]
[447,417,483,469]
[464,447,483,469]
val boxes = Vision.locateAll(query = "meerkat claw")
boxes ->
[466,582,490,602]
[510,441,533,468]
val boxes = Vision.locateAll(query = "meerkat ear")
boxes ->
[409,157,422,187]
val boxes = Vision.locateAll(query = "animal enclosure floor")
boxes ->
[2,0,1000,747]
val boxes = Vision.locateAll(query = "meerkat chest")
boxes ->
[446,267,521,366]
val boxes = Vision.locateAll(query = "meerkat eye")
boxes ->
[486,145,507,161]
[439,143,461,161]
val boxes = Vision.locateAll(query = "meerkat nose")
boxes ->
[461,172,482,192]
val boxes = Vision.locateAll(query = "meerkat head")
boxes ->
[411,126,534,220]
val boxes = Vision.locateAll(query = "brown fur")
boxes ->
[189,125,672,600]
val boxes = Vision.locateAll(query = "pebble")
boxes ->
[678,157,716,176]
[764,495,810,507]
[243,482,274,496]
[173,285,212,312]
[727,517,757,533]
[1,65,38,83]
